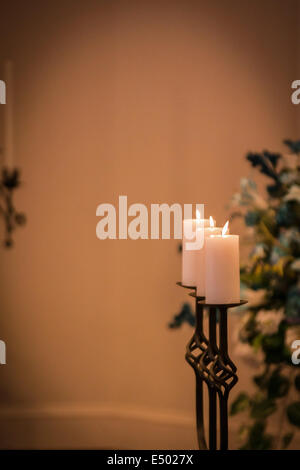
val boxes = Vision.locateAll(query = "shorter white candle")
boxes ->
[196,217,223,297]
[205,221,240,304]
[182,217,211,287]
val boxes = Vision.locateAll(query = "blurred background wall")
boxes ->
[0,0,299,448]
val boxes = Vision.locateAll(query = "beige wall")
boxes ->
[0,0,299,449]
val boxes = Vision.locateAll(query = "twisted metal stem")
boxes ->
[179,283,246,450]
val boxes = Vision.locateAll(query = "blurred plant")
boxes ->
[228,140,300,449]
[0,167,26,247]
[169,139,300,449]
[168,302,195,329]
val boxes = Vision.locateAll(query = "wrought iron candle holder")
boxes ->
[0,167,25,247]
[177,282,247,450]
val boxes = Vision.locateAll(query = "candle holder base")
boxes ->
[176,281,196,290]
[178,282,247,450]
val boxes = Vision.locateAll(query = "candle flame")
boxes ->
[209,216,215,228]
[222,221,229,237]
[196,209,200,219]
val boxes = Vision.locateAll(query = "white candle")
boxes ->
[4,60,14,168]
[205,221,240,304]
[196,217,223,297]
[182,217,211,287]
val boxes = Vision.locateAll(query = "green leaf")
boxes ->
[283,139,300,154]
[268,370,290,399]
[253,371,269,389]
[295,374,300,392]
[251,399,276,419]
[282,432,294,449]
[287,402,300,428]
[263,334,283,350]
[230,393,250,416]
[262,333,286,364]
[238,424,249,440]
[252,334,263,352]
[168,303,195,329]
[248,421,273,450]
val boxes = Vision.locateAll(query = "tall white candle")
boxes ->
[182,217,211,287]
[196,217,223,297]
[4,60,14,168]
[205,222,240,304]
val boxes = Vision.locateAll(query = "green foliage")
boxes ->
[168,302,195,328]
[282,432,294,449]
[267,369,290,399]
[230,393,250,415]
[295,374,300,392]
[262,329,286,364]
[250,398,276,420]
[240,420,273,450]
[287,402,300,428]
[171,139,300,449]
[253,369,269,389]
[230,139,300,449]
[283,139,300,154]
[246,151,279,181]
